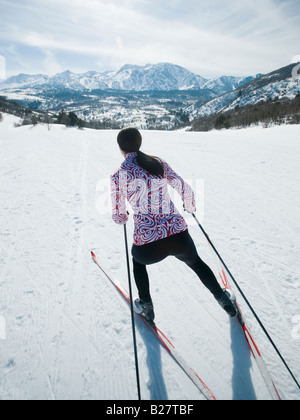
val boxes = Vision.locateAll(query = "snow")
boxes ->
[191,77,300,118]
[0,114,299,400]
[0,63,208,93]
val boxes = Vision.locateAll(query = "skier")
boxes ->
[111,128,237,325]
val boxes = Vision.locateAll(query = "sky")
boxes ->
[0,0,299,79]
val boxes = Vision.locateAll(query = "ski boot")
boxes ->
[133,298,155,327]
[215,289,237,318]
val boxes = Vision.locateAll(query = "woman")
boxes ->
[111,128,236,325]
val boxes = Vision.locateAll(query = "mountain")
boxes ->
[0,63,260,130]
[0,73,49,89]
[202,75,263,95]
[189,63,300,118]
[110,63,208,91]
[3,62,298,130]
[0,63,254,93]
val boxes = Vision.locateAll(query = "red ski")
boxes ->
[91,251,216,401]
[217,267,281,400]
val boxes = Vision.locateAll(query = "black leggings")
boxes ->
[132,230,223,302]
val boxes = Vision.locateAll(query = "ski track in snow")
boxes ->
[0,114,299,400]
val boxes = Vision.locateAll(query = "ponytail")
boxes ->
[136,151,165,178]
[117,128,165,178]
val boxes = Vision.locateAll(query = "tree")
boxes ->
[215,114,231,130]
[57,109,70,126]
[43,113,53,131]
[56,109,85,128]
[31,115,39,126]
[68,112,79,127]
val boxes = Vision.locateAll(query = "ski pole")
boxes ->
[123,223,141,400]
[192,213,300,393]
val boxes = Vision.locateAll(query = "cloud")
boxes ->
[43,50,63,75]
[0,0,299,77]
[292,55,300,63]
[116,36,123,52]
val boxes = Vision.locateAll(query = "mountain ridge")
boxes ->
[189,62,300,119]
[1,62,298,131]
[0,62,256,93]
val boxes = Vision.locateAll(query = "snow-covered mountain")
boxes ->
[106,63,208,91]
[0,63,254,93]
[0,73,49,88]
[190,63,300,118]
[0,63,260,130]
[202,75,263,95]
[1,62,298,130]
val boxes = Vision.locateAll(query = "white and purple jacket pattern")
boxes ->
[111,152,196,246]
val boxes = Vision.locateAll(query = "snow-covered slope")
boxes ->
[0,115,299,400]
[202,75,262,95]
[190,63,300,118]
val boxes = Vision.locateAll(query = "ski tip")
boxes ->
[91,251,96,259]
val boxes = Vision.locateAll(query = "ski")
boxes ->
[216,265,281,401]
[191,213,292,399]
[91,251,216,401]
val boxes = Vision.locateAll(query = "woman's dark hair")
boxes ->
[117,128,164,178]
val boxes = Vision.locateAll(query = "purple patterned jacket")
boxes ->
[111,152,196,246]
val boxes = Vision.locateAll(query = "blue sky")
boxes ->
[0,0,299,78]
